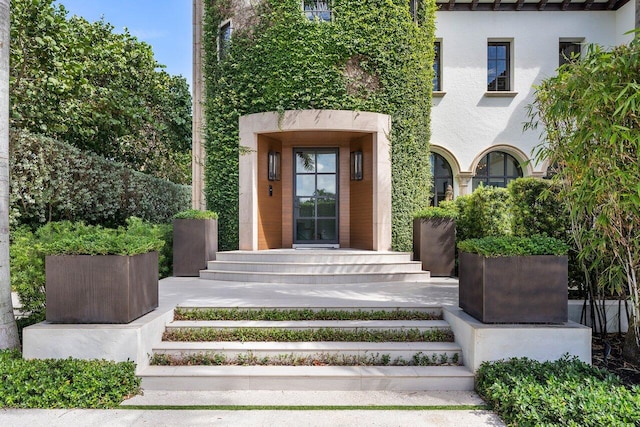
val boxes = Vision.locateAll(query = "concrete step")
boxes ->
[176,305,444,317]
[138,365,475,391]
[165,319,451,332]
[199,270,431,284]
[215,250,414,264]
[206,260,424,274]
[152,341,462,361]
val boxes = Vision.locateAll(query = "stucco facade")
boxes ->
[193,0,637,220]
[431,0,637,199]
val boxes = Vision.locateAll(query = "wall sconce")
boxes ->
[268,151,281,181]
[350,151,363,181]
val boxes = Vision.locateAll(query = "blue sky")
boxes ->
[54,0,192,88]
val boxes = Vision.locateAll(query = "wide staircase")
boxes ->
[199,249,431,284]
[138,250,474,391]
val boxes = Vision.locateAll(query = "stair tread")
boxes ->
[153,341,461,351]
[140,365,474,378]
[201,270,429,276]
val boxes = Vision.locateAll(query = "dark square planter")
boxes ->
[458,252,568,324]
[412,218,455,276]
[173,218,218,276]
[46,251,159,324]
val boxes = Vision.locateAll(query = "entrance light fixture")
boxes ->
[268,151,281,181]
[350,151,363,181]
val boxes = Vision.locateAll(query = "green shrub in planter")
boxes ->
[11,218,171,319]
[413,205,457,220]
[413,205,457,276]
[173,209,219,220]
[452,186,511,242]
[458,235,569,323]
[457,235,569,257]
[476,356,640,426]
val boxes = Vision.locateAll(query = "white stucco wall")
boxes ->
[432,11,621,195]
[616,1,637,45]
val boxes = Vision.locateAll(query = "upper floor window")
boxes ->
[433,41,441,92]
[559,40,582,66]
[303,0,332,22]
[487,41,511,91]
[218,20,232,59]
[473,151,522,190]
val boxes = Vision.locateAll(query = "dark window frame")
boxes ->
[218,20,232,59]
[430,152,453,206]
[433,41,441,92]
[559,40,581,66]
[487,41,511,92]
[472,151,522,190]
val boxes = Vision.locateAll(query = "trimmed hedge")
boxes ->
[174,209,219,220]
[11,218,172,317]
[204,0,436,251]
[413,205,457,220]
[458,235,569,257]
[476,356,640,426]
[507,177,569,239]
[0,350,140,408]
[10,131,190,228]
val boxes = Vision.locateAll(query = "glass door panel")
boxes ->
[293,149,339,244]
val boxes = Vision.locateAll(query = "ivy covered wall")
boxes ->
[203,0,435,251]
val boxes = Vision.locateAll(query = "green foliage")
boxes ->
[174,308,440,321]
[413,205,457,220]
[0,350,140,408]
[476,356,640,426]
[173,209,219,220]
[165,327,453,343]
[44,218,165,256]
[150,351,459,367]
[458,235,568,257]
[11,219,173,317]
[528,38,640,334]
[449,186,511,242]
[204,0,436,250]
[10,0,191,183]
[508,178,569,239]
[10,131,190,228]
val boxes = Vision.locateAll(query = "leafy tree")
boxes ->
[0,0,20,350]
[10,0,191,183]
[527,38,640,360]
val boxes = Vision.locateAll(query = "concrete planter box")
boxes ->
[412,218,455,276]
[458,252,568,324]
[46,252,159,324]
[173,218,218,276]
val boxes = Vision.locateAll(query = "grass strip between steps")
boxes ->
[163,328,454,343]
[174,308,441,321]
[120,405,488,411]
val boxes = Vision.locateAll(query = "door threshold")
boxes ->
[292,244,340,249]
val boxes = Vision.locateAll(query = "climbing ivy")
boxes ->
[204,0,435,250]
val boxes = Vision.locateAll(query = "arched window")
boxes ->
[473,151,522,190]
[430,153,453,206]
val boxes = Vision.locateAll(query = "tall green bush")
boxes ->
[452,186,510,242]
[508,177,568,239]
[204,0,435,250]
[10,131,190,228]
[528,39,640,345]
